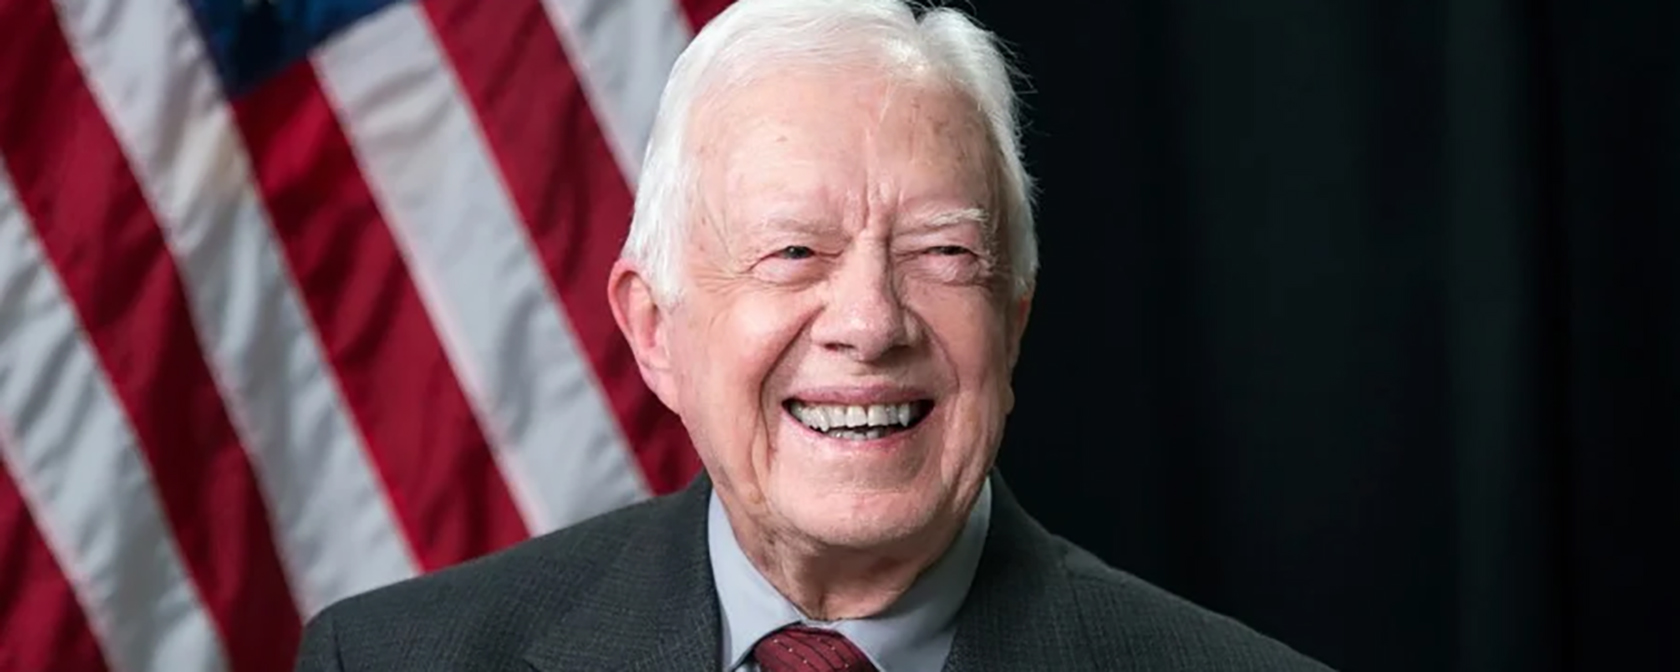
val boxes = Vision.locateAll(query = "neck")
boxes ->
[724,508,967,621]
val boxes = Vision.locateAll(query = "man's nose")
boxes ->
[812,252,914,362]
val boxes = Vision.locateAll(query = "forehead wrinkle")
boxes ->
[866,79,996,229]
[691,66,998,259]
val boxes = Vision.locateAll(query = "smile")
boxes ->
[783,399,934,440]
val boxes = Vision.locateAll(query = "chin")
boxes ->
[773,486,944,550]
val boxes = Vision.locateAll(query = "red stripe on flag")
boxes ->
[0,2,303,669]
[0,455,111,672]
[421,0,702,494]
[678,0,734,31]
[229,61,530,569]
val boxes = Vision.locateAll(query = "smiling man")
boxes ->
[294,1,1331,670]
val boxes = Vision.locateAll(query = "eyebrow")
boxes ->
[746,217,837,241]
[749,207,992,234]
[908,207,992,230]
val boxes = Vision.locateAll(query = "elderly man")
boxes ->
[295,1,1330,670]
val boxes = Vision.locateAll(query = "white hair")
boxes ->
[622,0,1038,302]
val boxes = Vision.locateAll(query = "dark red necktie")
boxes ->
[752,625,878,672]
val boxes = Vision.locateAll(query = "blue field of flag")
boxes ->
[186,0,403,95]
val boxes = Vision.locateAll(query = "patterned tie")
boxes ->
[752,625,879,672]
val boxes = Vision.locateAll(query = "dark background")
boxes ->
[968,1,1679,670]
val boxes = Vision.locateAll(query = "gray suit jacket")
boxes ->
[294,473,1333,671]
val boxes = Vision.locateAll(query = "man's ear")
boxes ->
[998,287,1033,415]
[1007,286,1033,369]
[608,259,680,413]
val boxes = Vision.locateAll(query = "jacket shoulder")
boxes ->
[1054,538,1335,672]
[295,494,681,670]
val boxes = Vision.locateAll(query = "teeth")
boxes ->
[830,427,891,441]
[789,401,925,433]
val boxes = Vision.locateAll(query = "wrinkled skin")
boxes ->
[609,62,1031,617]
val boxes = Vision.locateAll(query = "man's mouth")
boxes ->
[783,399,935,441]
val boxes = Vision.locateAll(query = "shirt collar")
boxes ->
[707,481,993,672]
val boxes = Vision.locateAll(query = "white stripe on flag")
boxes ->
[0,165,224,672]
[52,0,419,615]
[539,0,695,184]
[314,4,649,532]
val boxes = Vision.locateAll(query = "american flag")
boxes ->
[0,0,731,669]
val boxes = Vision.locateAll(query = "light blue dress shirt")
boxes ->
[706,482,993,672]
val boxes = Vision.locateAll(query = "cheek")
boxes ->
[910,287,1014,376]
[678,294,812,441]
[910,289,1015,449]
[717,296,810,396]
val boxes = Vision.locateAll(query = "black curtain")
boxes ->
[974,0,1679,670]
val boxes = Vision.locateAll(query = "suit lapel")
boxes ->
[942,475,1092,672]
[523,476,722,672]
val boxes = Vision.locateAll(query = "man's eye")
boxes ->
[775,246,815,260]
[927,245,972,256]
